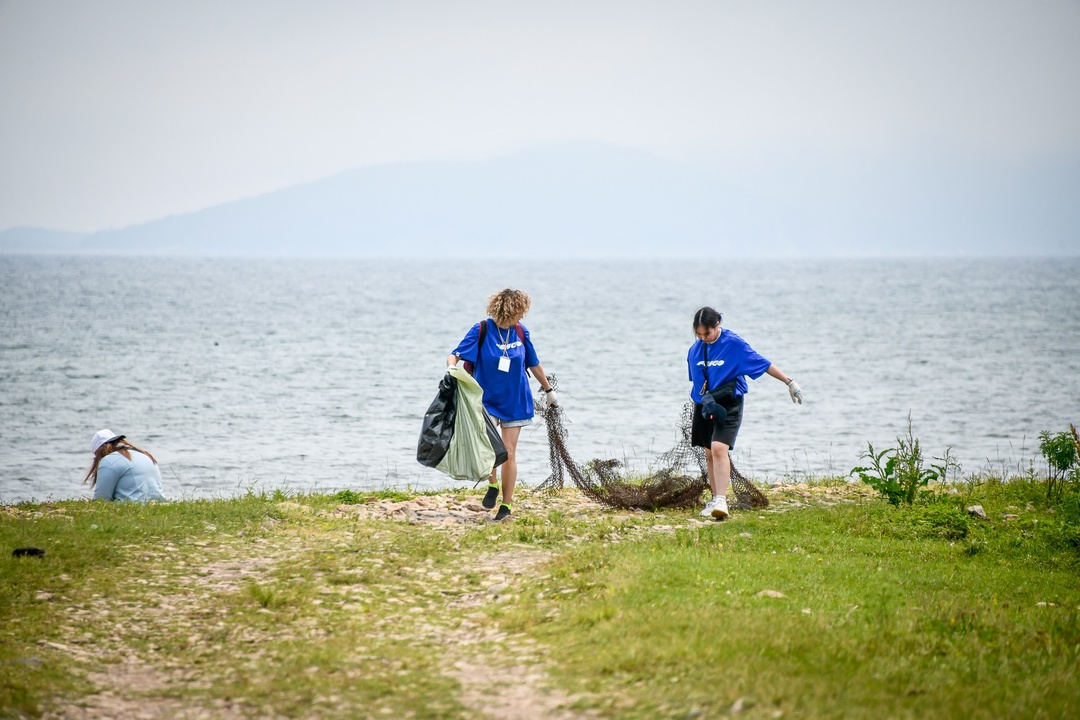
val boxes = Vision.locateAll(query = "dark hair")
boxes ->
[693,306,722,329]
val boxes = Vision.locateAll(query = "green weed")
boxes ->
[851,415,954,505]
[1039,425,1080,501]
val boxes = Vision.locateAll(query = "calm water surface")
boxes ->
[1,256,1077,503]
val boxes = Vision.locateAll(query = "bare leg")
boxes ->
[498,425,522,504]
[707,441,731,498]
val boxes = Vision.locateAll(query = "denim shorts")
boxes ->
[495,417,532,428]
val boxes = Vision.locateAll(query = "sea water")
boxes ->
[1,255,1077,504]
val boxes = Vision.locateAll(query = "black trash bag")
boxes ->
[417,373,457,468]
[484,412,509,468]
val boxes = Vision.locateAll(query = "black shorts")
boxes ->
[691,395,744,450]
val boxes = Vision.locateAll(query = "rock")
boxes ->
[756,590,785,598]
[487,583,510,595]
[739,533,753,539]
[1002,513,1019,521]
[966,505,987,519]
[731,697,745,714]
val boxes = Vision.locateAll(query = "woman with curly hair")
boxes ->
[83,429,166,502]
[447,288,556,521]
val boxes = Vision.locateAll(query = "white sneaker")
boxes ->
[710,495,730,520]
[699,498,718,518]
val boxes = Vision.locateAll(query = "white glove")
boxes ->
[543,389,559,408]
[786,379,803,404]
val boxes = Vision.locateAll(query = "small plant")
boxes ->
[333,489,364,504]
[248,582,282,609]
[1038,425,1079,501]
[851,414,944,506]
[908,503,970,540]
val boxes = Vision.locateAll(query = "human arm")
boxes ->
[448,323,482,370]
[528,363,557,406]
[92,456,122,501]
[528,364,553,392]
[765,364,802,404]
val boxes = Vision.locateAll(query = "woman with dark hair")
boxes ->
[83,429,166,502]
[447,288,556,521]
[689,307,802,519]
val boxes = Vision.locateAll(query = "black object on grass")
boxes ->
[13,547,46,558]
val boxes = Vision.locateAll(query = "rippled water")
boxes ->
[1,255,1077,503]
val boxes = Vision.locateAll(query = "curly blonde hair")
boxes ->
[486,288,532,327]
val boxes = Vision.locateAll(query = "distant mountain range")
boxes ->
[2,143,1078,257]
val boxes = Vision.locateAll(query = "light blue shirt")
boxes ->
[94,451,166,502]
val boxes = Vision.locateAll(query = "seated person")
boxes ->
[83,429,166,502]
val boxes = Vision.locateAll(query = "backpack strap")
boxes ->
[462,320,488,376]
[463,321,525,376]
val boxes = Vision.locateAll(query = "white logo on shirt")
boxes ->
[498,341,524,351]
[696,360,725,368]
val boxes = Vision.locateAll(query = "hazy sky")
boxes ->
[2,0,1079,233]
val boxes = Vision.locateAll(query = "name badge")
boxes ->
[498,356,511,372]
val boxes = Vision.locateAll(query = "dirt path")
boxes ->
[39,493,608,719]
[40,484,846,718]
[41,540,291,720]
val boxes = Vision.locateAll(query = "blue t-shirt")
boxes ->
[94,450,166,502]
[687,328,772,403]
[452,319,540,421]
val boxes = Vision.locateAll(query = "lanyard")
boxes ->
[700,340,709,396]
[497,325,513,359]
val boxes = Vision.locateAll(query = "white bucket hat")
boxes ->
[91,429,125,454]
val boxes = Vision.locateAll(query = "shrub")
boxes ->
[1039,425,1080,501]
[851,415,953,506]
[334,489,365,504]
[908,503,970,541]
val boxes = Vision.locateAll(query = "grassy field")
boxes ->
[2,478,1078,719]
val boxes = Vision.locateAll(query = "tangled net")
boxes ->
[533,377,768,512]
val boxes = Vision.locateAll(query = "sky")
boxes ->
[1,0,1079,234]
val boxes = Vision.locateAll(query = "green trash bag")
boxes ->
[436,367,506,482]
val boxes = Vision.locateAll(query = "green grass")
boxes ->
[2,479,1078,719]
[0,491,472,719]
[500,483,1080,719]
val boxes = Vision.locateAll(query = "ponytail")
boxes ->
[693,306,722,330]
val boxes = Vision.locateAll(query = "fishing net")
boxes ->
[533,376,768,512]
